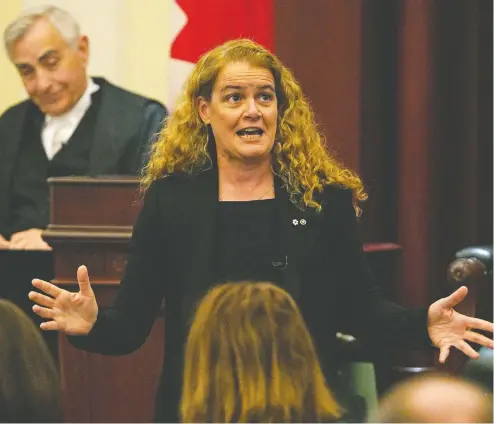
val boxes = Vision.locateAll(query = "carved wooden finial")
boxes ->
[447,258,485,285]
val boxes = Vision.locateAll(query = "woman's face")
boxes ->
[198,61,278,166]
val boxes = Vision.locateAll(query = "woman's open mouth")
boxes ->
[236,127,264,141]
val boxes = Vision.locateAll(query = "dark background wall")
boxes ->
[275,0,493,306]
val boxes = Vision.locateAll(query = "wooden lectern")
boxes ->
[43,176,164,423]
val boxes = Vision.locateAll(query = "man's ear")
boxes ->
[197,96,210,125]
[77,35,89,66]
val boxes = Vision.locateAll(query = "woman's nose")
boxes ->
[244,98,261,119]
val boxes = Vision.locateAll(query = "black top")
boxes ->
[69,171,431,423]
[215,199,280,285]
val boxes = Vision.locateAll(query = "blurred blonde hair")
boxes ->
[142,38,366,214]
[181,282,342,423]
[0,299,62,422]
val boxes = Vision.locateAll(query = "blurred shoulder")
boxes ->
[0,99,31,123]
[145,173,195,198]
[317,183,359,224]
[142,174,204,225]
[94,77,166,110]
[320,183,353,206]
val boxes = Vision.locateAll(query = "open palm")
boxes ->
[29,265,98,335]
[427,286,494,363]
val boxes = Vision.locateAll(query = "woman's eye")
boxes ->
[226,93,241,103]
[259,93,273,102]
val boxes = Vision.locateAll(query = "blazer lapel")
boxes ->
[274,178,320,301]
[181,169,219,322]
[88,80,123,175]
[88,78,143,176]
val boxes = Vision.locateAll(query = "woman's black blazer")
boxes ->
[70,169,430,422]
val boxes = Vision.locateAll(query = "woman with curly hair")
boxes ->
[30,39,494,423]
[181,281,343,423]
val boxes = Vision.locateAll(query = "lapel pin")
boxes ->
[292,219,299,226]
[300,219,307,226]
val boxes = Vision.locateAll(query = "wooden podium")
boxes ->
[43,177,164,423]
[42,176,410,422]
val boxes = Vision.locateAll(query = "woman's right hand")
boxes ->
[29,265,98,336]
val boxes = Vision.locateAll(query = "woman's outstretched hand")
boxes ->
[29,265,98,336]
[427,286,494,363]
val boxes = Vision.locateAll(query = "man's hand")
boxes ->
[10,228,52,251]
[0,234,10,250]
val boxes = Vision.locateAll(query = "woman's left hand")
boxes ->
[428,286,494,363]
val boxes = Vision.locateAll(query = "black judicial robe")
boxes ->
[0,77,167,238]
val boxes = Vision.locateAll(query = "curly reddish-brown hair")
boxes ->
[142,38,367,213]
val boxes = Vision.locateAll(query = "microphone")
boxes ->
[272,255,288,270]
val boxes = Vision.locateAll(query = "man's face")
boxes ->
[11,17,89,116]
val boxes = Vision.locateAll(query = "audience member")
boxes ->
[181,281,343,422]
[371,372,493,423]
[0,298,62,422]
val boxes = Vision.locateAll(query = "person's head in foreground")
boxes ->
[181,281,342,423]
[371,372,493,423]
[4,5,89,116]
[143,38,366,213]
[0,299,62,422]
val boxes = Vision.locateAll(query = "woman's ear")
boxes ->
[197,97,210,125]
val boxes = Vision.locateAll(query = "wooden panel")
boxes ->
[363,243,401,299]
[44,176,164,423]
[48,177,141,227]
[49,241,130,283]
[58,285,164,423]
[274,0,363,171]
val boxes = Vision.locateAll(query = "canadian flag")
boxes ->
[169,0,274,108]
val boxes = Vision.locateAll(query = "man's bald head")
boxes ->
[372,373,493,423]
